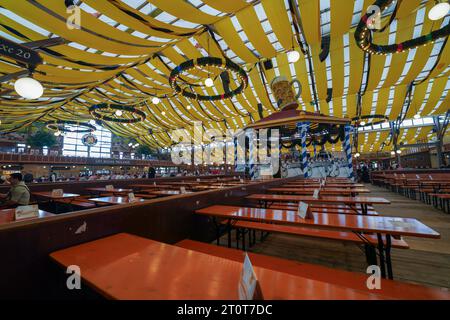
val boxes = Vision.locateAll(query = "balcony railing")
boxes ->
[0,152,178,167]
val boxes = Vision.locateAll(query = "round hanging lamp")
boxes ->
[89,103,146,123]
[169,57,248,101]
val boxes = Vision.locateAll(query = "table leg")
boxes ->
[360,203,368,215]
[227,220,232,248]
[385,234,394,280]
[376,233,386,279]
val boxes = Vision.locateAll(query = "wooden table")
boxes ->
[49,233,381,300]
[286,183,366,188]
[268,188,370,196]
[88,196,148,205]
[85,188,133,195]
[32,192,80,213]
[0,208,54,226]
[246,194,390,215]
[142,190,193,197]
[131,184,174,191]
[196,205,440,280]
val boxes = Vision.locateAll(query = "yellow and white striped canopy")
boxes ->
[0,0,448,150]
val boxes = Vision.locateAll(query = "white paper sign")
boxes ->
[15,205,39,220]
[298,201,309,219]
[128,192,136,202]
[240,179,244,183]
[180,186,187,194]
[238,253,258,300]
[51,189,64,197]
[197,178,200,182]
[313,189,320,199]
[105,185,114,191]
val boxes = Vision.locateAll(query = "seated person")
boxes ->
[0,173,30,209]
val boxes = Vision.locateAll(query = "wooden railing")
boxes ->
[0,152,177,167]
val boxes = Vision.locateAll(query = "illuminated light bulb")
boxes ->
[396,149,402,154]
[428,1,449,20]
[89,119,96,125]
[354,152,361,158]
[14,77,44,99]
[54,131,61,137]
[414,113,421,119]
[360,121,366,126]
[390,151,396,156]
[152,97,160,104]
[187,105,191,110]
[115,110,123,116]
[204,78,214,87]
[287,50,300,63]
[162,111,166,116]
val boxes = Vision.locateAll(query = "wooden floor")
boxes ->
[217,184,450,289]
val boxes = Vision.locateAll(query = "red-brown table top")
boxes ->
[131,184,174,189]
[195,205,440,238]
[0,208,54,225]
[32,192,80,199]
[49,233,380,300]
[268,188,370,194]
[88,197,147,204]
[286,183,366,188]
[85,188,132,193]
[143,190,193,196]
[247,194,390,205]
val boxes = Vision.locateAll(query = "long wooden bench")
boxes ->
[175,239,449,300]
[221,220,408,250]
[266,202,379,216]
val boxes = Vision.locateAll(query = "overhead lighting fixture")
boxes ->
[287,50,300,63]
[429,1,450,20]
[204,77,214,87]
[89,119,96,125]
[396,149,402,154]
[354,152,361,158]
[162,111,166,116]
[54,131,61,137]
[115,110,123,116]
[390,151,396,156]
[360,121,366,126]
[14,77,44,99]
[152,97,160,104]
[414,113,421,119]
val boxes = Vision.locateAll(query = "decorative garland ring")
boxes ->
[355,0,450,55]
[45,120,95,133]
[169,57,248,101]
[89,103,146,123]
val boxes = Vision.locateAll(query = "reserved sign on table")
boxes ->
[298,201,313,219]
[313,189,320,199]
[15,205,39,220]
[128,193,136,202]
[51,189,64,197]
[238,253,263,300]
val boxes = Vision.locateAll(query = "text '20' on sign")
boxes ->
[0,37,43,66]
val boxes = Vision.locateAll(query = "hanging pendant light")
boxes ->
[204,77,214,87]
[413,113,421,119]
[287,50,300,63]
[429,1,450,20]
[152,96,160,104]
[115,110,123,116]
[14,77,44,99]
[89,119,96,125]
